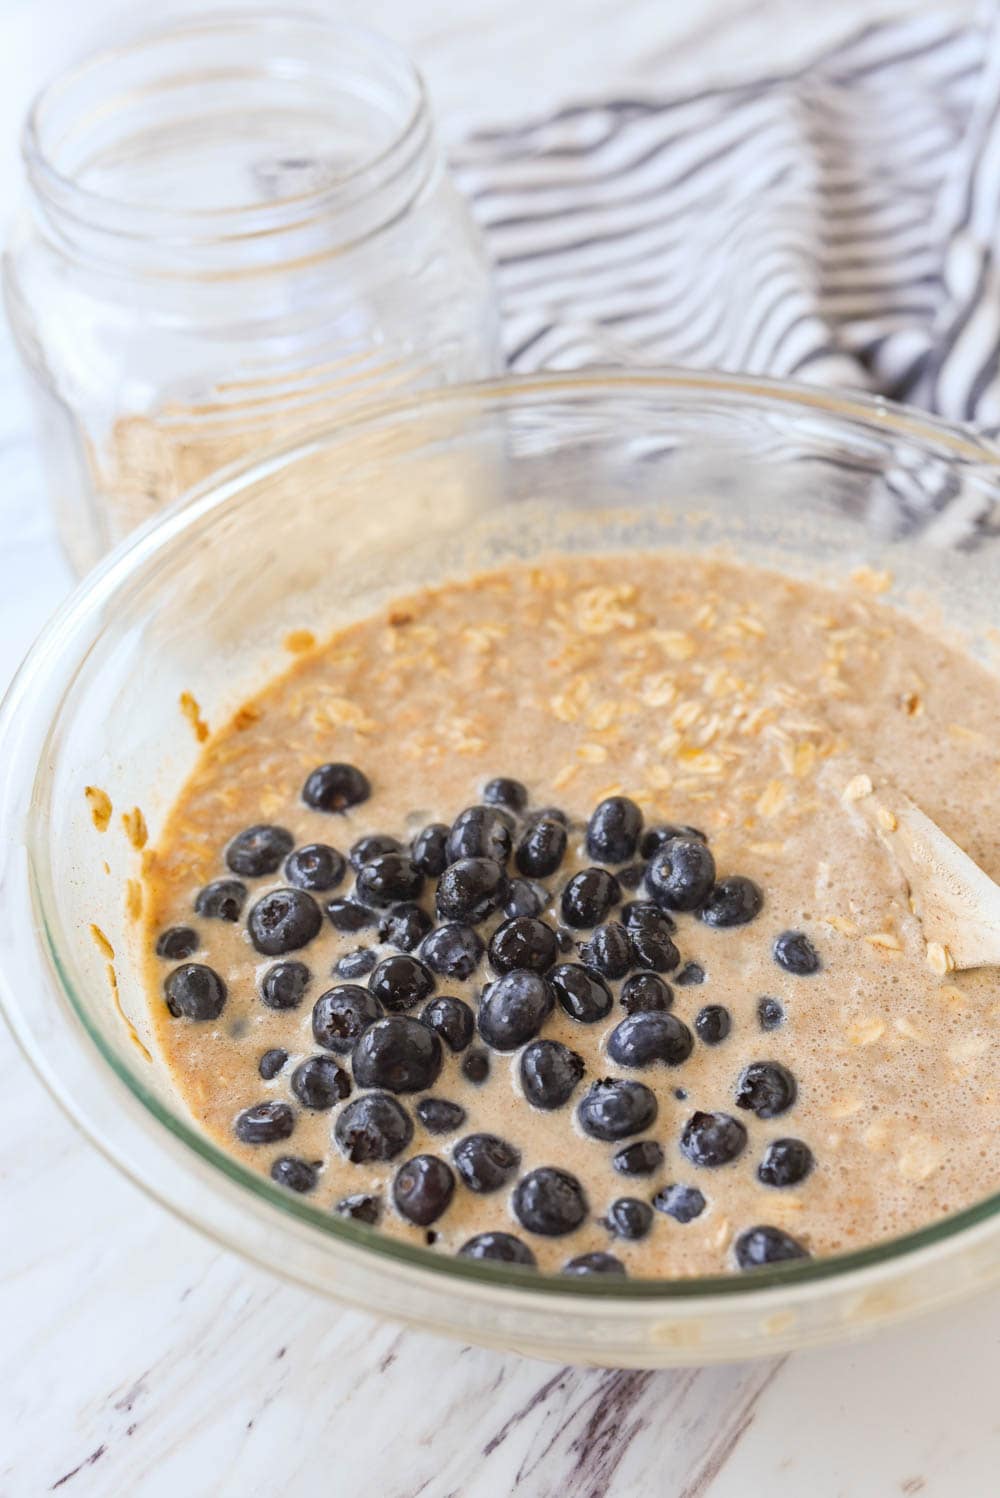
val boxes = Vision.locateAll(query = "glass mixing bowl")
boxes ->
[3,370,1000,1369]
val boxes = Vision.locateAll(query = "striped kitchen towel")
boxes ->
[453,10,1000,431]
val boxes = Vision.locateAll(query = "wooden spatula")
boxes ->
[839,769,1000,972]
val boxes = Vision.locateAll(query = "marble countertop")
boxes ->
[1,2,996,1495]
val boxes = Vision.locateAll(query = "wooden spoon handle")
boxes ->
[835,762,1000,972]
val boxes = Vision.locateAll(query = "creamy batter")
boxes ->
[142,554,1000,1276]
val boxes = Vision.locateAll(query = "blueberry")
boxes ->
[194,879,247,922]
[393,1154,455,1226]
[271,1156,318,1193]
[504,878,549,919]
[453,1133,520,1193]
[411,823,449,878]
[369,954,435,1012]
[586,796,643,863]
[628,922,679,974]
[336,948,376,979]
[261,959,310,1011]
[479,802,516,829]
[616,862,647,891]
[694,1003,731,1045]
[248,887,322,955]
[622,899,676,933]
[758,1137,814,1187]
[436,857,509,923]
[679,1110,747,1167]
[312,984,382,1053]
[326,898,376,933]
[235,1101,295,1145]
[416,1097,466,1134]
[675,962,705,987]
[563,1252,626,1276]
[561,867,621,928]
[653,1184,706,1223]
[577,1079,657,1140]
[758,997,785,1031]
[489,916,558,974]
[336,1193,381,1224]
[578,920,633,979]
[478,970,553,1051]
[519,1039,585,1110]
[645,838,716,912]
[734,1225,809,1270]
[225,824,294,878]
[335,1092,413,1162]
[612,1140,664,1176]
[285,842,346,892]
[529,805,569,827]
[291,1055,352,1110]
[420,922,485,981]
[462,1049,490,1085]
[735,1061,797,1118]
[421,995,475,1052]
[155,925,198,960]
[512,1167,588,1236]
[302,762,370,813]
[620,972,673,1015]
[549,963,613,1024]
[259,1047,288,1080]
[482,777,528,812]
[349,832,404,871]
[352,1015,443,1093]
[515,818,567,878]
[446,805,513,864]
[355,854,424,908]
[378,902,433,952]
[620,903,678,967]
[459,1232,536,1266]
[699,875,763,928]
[164,963,226,1020]
[641,824,707,857]
[640,828,670,858]
[606,1012,694,1068]
[773,930,821,975]
[604,1198,653,1240]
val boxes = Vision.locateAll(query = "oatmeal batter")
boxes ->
[142,554,1000,1276]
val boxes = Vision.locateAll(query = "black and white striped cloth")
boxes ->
[454,11,1000,432]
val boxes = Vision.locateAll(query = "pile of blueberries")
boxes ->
[157,762,823,1276]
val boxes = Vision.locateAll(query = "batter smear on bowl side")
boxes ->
[141,554,1000,1277]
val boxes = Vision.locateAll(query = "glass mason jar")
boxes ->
[3,13,500,574]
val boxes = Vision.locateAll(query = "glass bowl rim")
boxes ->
[5,365,1000,1305]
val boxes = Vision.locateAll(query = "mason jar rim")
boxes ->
[20,10,434,266]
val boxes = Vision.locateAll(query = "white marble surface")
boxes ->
[1,3,997,1495]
